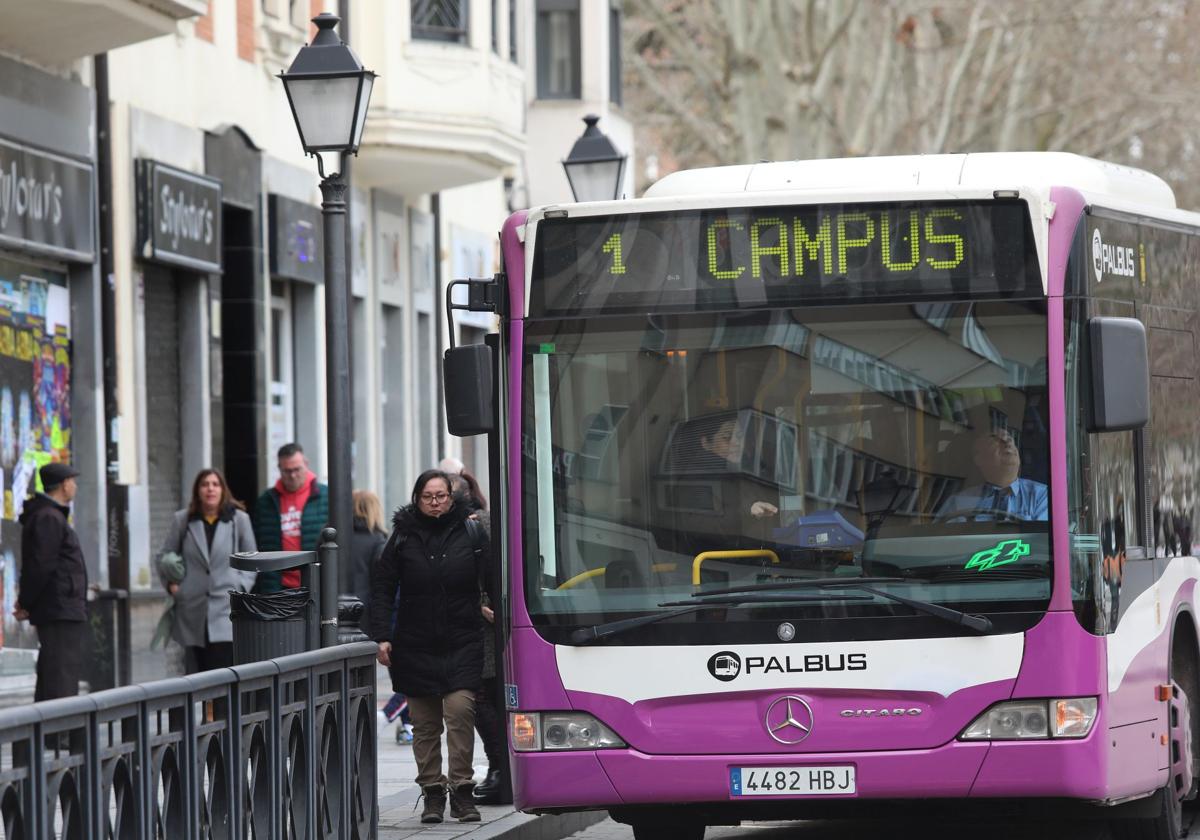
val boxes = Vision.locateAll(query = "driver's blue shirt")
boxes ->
[938,478,1049,521]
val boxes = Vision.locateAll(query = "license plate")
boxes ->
[730,765,856,796]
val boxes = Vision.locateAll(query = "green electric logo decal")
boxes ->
[965,539,1031,571]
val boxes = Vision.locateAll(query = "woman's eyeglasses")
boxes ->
[420,493,450,504]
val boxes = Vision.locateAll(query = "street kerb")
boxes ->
[378,808,608,840]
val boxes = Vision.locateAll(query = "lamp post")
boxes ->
[280,12,376,647]
[562,114,627,202]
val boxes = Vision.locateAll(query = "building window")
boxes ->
[536,0,580,99]
[609,1,622,105]
[509,0,518,62]
[412,0,468,43]
[269,284,297,461]
[492,0,500,53]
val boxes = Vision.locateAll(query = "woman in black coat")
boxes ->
[370,469,487,825]
[350,489,388,635]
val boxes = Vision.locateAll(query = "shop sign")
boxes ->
[136,160,222,273]
[0,137,95,262]
[269,194,322,284]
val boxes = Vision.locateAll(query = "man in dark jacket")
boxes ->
[16,462,88,701]
[251,442,330,592]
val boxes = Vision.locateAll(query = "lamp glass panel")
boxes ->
[350,75,375,151]
[286,76,360,150]
[563,159,621,202]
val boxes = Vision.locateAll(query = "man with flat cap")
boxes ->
[15,463,88,701]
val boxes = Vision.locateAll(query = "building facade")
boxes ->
[427,0,635,493]
[521,0,634,208]
[0,0,634,691]
[0,0,206,696]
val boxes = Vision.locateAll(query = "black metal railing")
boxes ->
[411,0,468,42]
[0,641,377,839]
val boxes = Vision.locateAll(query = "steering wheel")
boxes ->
[931,507,1029,525]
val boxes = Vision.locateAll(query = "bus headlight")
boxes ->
[959,698,1097,741]
[509,712,627,752]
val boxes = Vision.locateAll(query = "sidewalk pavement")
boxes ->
[374,666,607,840]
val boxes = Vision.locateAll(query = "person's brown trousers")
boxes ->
[408,690,476,788]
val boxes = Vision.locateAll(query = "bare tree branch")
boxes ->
[623,0,1200,199]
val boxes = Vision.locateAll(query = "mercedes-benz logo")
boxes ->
[764,695,815,745]
[777,622,796,641]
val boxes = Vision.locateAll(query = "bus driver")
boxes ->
[938,428,1048,522]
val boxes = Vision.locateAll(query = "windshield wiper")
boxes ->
[658,593,874,607]
[695,576,904,597]
[692,577,993,634]
[852,585,993,633]
[568,594,870,646]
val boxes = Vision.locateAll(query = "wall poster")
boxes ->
[0,254,70,650]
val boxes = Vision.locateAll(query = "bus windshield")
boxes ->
[521,300,1052,644]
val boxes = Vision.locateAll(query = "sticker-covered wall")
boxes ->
[0,255,70,651]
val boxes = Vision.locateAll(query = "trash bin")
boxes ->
[230,588,311,663]
[229,548,321,664]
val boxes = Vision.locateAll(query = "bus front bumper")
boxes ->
[512,732,1126,813]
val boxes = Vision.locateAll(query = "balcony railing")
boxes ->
[412,0,469,43]
[0,642,377,839]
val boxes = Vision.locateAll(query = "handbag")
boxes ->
[150,550,186,649]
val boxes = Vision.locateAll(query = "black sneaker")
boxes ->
[420,785,446,824]
[449,784,481,822]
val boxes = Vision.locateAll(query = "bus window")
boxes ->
[522,300,1052,641]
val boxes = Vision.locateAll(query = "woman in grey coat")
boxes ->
[158,468,257,673]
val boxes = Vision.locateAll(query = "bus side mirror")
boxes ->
[444,344,494,436]
[1088,316,1149,432]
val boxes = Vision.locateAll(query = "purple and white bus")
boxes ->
[444,153,1200,839]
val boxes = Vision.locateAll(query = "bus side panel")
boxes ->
[513,752,621,811]
[1106,720,1165,801]
[1107,571,1195,727]
[1011,611,1104,698]
[1107,571,1196,729]
[507,626,572,710]
[970,731,1107,799]
[1100,573,1197,799]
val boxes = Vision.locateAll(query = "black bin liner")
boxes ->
[230,587,311,664]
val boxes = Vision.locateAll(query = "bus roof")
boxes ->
[516,153,1199,311]
[640,152,1178,212]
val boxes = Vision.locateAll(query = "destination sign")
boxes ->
[530,200,1039,316]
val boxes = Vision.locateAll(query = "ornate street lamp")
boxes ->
[280,13,375,162]
[562,114,627,202]
[280,13,375,647]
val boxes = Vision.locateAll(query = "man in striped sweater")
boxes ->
[251,442,330,593]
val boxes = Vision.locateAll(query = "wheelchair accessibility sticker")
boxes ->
[965,539,1031,571]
